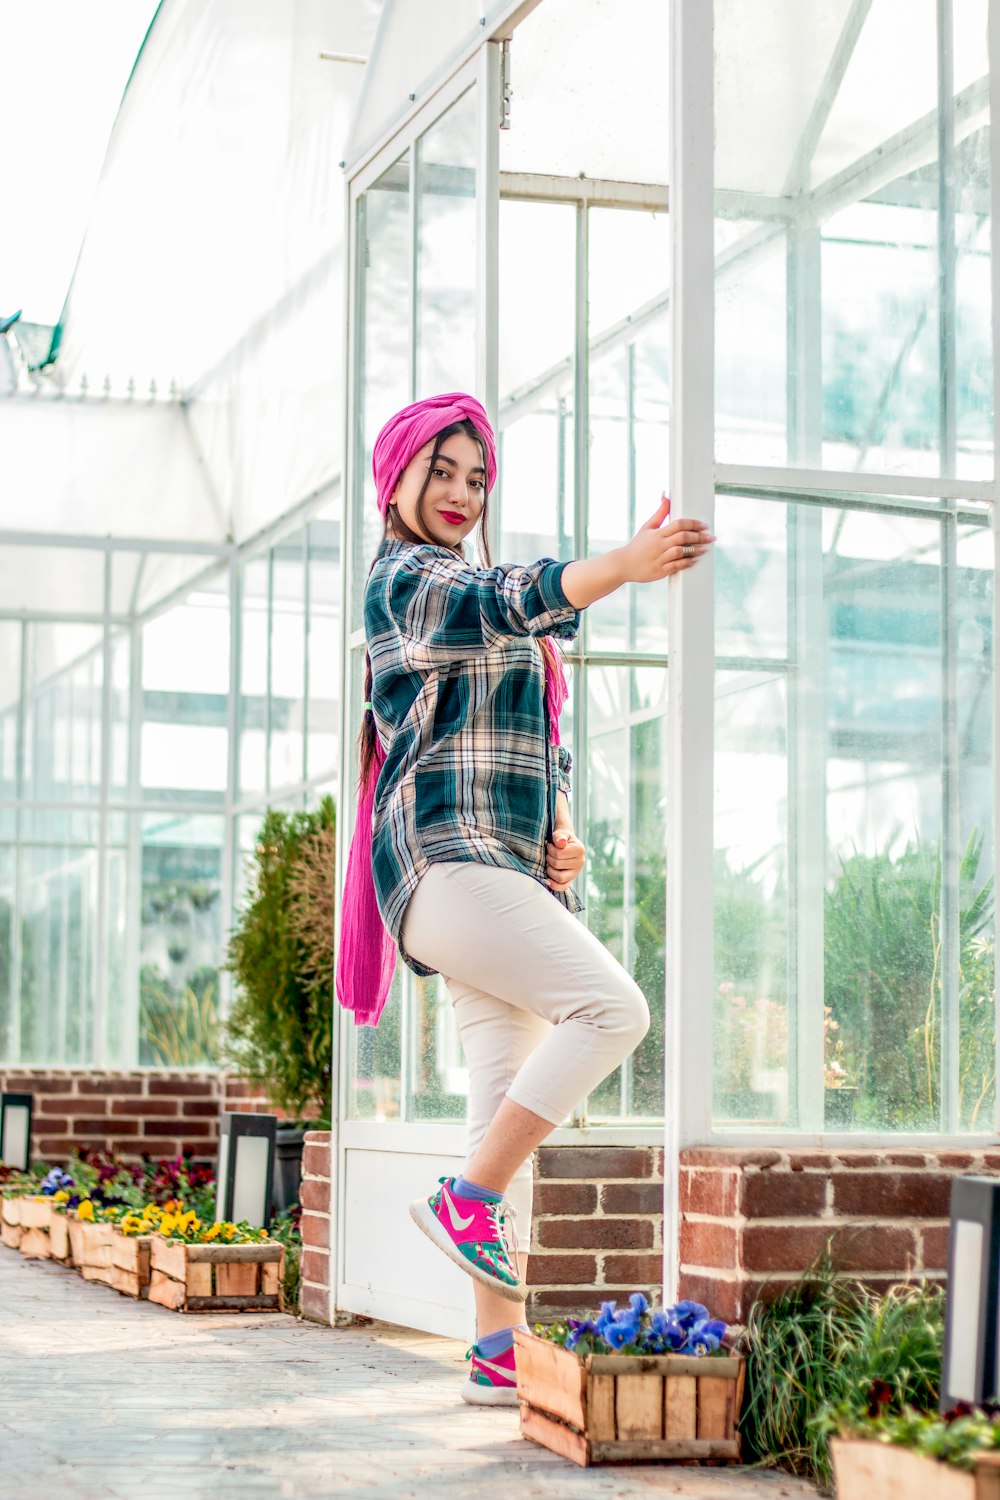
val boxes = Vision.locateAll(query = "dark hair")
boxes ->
[359,419,493,792]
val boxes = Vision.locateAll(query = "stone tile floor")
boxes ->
[0,1249,817,1499]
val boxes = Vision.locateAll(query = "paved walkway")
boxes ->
[0,1248,816,1499]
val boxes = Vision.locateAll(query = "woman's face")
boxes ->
[388,431,486,548]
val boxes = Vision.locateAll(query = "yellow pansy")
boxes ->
[77,1200,94,1221]
[53,1190,69,1204]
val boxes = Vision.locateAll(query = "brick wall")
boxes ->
[299,1130,332,1324]
[0,1067,220,1161]
[677,1145,983,1323]
[527,1144,664,1321]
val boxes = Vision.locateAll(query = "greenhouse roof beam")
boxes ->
[500,172,667,211]
[782,0,874,199]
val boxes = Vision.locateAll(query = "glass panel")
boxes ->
[139,812,223,1068]
[140,591,229,806]
[587,207,671,653]
[307,512,341,783]
[354,151,411,628]
[714,0,992,480]
[415,88,476,395]
[498,198,576,564]
[347,972,403,1119]
[712,493,994,1134]
[0,844,13,1062]
[405,973,467,1120]
[17,812,100,1065]
[269,531,306,793]
[23,624,103,805]
[239,557,269,800]
[585,665,668,1120]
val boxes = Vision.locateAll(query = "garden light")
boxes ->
[0,1092,32,1171]
[215,1112,276,1229]
[940,1176,1000,1410]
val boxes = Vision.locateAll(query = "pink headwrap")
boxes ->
[372,391,498,517]
[336,393,568,1029]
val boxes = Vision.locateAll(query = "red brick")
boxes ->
[104,1137,181,1156]
[934,1152,978,1170]
[300,1178,330,1214]
[300,1247,330,1286]
[602,1253,663,1285]
[141,1119,191,1136]
[30,1117,70,1135]
[679,1168,738,1218]
[831,1152,885,1168]
[742,1223,833,1274]
[78,1077,145,1095]
[832,1172,952,1219]
[527,1289,636,1319]
[921,1225,951,1270]
[1,1076,72,1093]
[169,1120,212,1137]
[184,1101,222,1119]
[302,1143,331,1179]
[526,1254,598,1286]
[787,1152,834,1171]
[534,1182,598,1216]
[980,1152,1000,1170]
[35,1137,85,1157]
[677,1271,744,1325]
[680,1148,784,1169]
[679,1219,739,1270]
[887,1151,929,1168]
[537,1147,659,1181]
[601,1181,664,1216]
[831,1225,917,1275]
[653,1149,664,1177]
[536,1217,654,1251]
[34,1095,81,1114]
[148,1079,214,1098]
[72,1117,129,1134]
[741,1171,827,1219]
[300,1211,330,1251]
[109,1098,160,1117]
[299,1282,331,1324]
[303,1129,331,1144]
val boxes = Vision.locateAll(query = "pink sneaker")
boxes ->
[462,1341,518,1406]
[409,1177,526,1301]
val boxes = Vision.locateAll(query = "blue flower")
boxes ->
[629,1292,648,1316]
[599,1300,618,1322]
[604,1319,636,1351]
[684,1318,725,1355]
[566,1319,600,1350]
[670,1299,709,1330]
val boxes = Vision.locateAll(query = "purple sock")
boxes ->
[452,1174,502,1203]
[477,1323,528,1358]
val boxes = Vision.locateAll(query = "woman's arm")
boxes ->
[560,496,712,609]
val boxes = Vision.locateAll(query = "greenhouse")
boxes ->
[0,0,997,1344]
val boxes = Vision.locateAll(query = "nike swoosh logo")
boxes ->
[442,1184,475,1232]
[474,1356,517,1382]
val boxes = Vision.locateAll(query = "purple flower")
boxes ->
[684,1317,726,1355]
[566,1319,600,1350]
[629,1292,649,1316]
[671,1299,709,1330]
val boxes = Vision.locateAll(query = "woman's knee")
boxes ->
[605,976,650,1050]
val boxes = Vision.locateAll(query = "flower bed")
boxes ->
[832,1437,1000,1500]
[516,1297,743,1468]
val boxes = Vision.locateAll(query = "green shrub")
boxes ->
[742,1254,943,1489]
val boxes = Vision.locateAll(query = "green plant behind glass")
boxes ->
[825,831,994,1129]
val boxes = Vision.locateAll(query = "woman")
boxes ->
[337,392,713,1405]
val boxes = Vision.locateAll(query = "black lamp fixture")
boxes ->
[0,1092,33,1171]
[940,1176,1000,1410]
[215,1112,277,1229]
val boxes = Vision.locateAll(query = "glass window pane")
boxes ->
[416,88,476,395]
[24,624,103,805]
[239,557,269,800]
[307,512,341,784]
[347,973,402,1119]
[139,812,223,1068]
[405,973,467,1120]
[270,532,306,793]
[141,590,229,805]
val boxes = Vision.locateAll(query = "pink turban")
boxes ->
[372,392,497,516]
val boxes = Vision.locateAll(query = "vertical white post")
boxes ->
[93,550,114,1065]
[988,0,1000,1130]
[664,0,716,1301]
[476,40,501,430]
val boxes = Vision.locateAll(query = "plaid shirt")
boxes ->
[366,539,583,975]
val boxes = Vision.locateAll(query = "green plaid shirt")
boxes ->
[366,539,583,975]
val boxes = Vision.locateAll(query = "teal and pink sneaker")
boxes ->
[462,1341,519,1406]
[409,1177,526,1301]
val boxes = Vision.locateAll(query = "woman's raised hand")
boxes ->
[618,494,714,584]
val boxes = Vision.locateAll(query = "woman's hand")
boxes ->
[618,494,714,583]
[560,494,714,609]
[546,827,586,893]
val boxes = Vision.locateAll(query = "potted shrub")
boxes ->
[516,1295,743,1468]
[831,1408,1000,1498]
[224,797,335,1212]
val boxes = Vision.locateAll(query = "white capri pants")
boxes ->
[401,861,650,1247]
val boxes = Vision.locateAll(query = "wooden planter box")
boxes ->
[110,1230,152,1299]
[67,1215,115,1284]
[148,1237,284,1313]
[513,1329,745,1467]
[832,1438,1000,1500]
[1,1193,24,1250]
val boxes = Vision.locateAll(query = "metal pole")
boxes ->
[664,0,716,1301]
[122,622,143,1066]
[93,551,114,1065]
[987,0,1000,1132]
[476,40,501,429]
[10,623,27,1062]
[219,561,241,1029]
[938,0,958,478]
